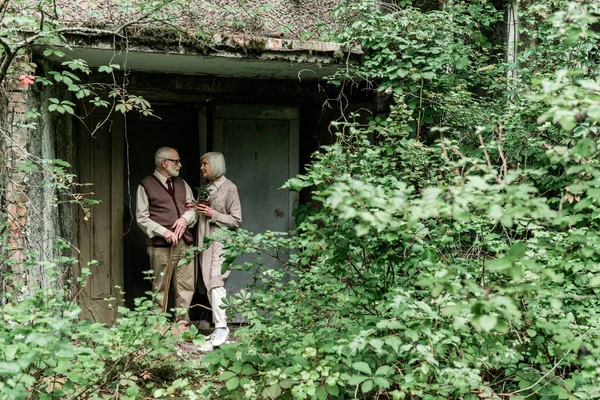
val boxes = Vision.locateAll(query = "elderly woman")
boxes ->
[195,152,242,347]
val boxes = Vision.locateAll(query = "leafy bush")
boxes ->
[0,244,209,400]
[202,1,600,399]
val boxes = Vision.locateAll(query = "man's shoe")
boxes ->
[211,327,230,347]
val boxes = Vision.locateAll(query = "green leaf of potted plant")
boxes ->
[196,187,211,206]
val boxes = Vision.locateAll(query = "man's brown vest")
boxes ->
[140,175,193,246]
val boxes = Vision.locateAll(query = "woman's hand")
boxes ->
[197,203,214,218]
[185,203,195,211]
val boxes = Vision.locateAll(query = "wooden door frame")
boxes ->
[74,113,124,324]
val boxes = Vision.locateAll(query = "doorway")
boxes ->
[123,104,201,308]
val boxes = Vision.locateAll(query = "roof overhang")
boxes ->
[49,34,361,80]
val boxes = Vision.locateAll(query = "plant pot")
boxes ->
[198,200,210,206]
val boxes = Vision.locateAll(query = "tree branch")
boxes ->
[0,38,15,85]
[499,352,569,398]
[497,124,507,181]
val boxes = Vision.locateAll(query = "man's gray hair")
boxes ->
[201,152,226,180]
[155,146,177,167]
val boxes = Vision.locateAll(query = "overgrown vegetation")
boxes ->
[1,1,215,398]
[3,0,600,398]
[0,240,211,399]
[202,0,600,398]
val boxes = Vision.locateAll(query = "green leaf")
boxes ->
[62,104,74,115]
[348,375,368,385]
[241,364,257,374]
[487,257,511,271]
[564,379,575,392]
[326,385,339,396]
[286,177,306,191]
[264,384,282,398]
[202,352,221,365]
[0,362,20,374]
[361,379,374,393]
[125,385,139,396]
[316,385,327,400]
[477,315,497,332]
[352,361,372,375]
[54,158,71,167]
[229,362,242,374]
[16,161,37,172]
[581,247,595,258]
[219,371,236,381]
[207,363,219,374]
[355,223,370,237]
[507,242,526,260]
[225,376,239,390]
[375,366,393,376]
[373,377,391,390]
[572,138,595,158]
[552,384,571,400]
[588,275,600,287]
[454,56,469,69]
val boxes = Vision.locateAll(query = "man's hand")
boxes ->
[185,199,197,212]
[163,229,178,246]
[171,217,187,240]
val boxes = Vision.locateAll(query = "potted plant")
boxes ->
[196,187,211,206]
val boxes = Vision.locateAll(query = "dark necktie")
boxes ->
[167,178,174,196]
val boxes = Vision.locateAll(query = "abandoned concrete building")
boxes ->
[1,0,377,323]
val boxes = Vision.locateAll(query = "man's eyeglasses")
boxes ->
[165,159,181,165]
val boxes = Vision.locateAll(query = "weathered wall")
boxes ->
[26,83,75,289]
[0,63,34,296]
[0,60,75,297]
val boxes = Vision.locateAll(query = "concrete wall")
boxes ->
[26,84,75,289]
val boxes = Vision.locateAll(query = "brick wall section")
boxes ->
[1,69,32,294]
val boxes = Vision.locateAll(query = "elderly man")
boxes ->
[136,146,197,328]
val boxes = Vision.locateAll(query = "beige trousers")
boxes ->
[147,241,195,323]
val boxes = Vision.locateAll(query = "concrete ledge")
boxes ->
[40,31,362,79]
[213,34,363,55]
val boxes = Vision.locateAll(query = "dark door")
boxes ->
[213,105,299,296]
[123,104,201,308]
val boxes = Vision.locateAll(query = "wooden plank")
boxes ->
[76,113,123,324]
[76,118,93,320]
[111,115,125,293]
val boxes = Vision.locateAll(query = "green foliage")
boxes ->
[197,187,212,201]
[199,1,600,399]
[329,0,506,140]
[0,243,208,399]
